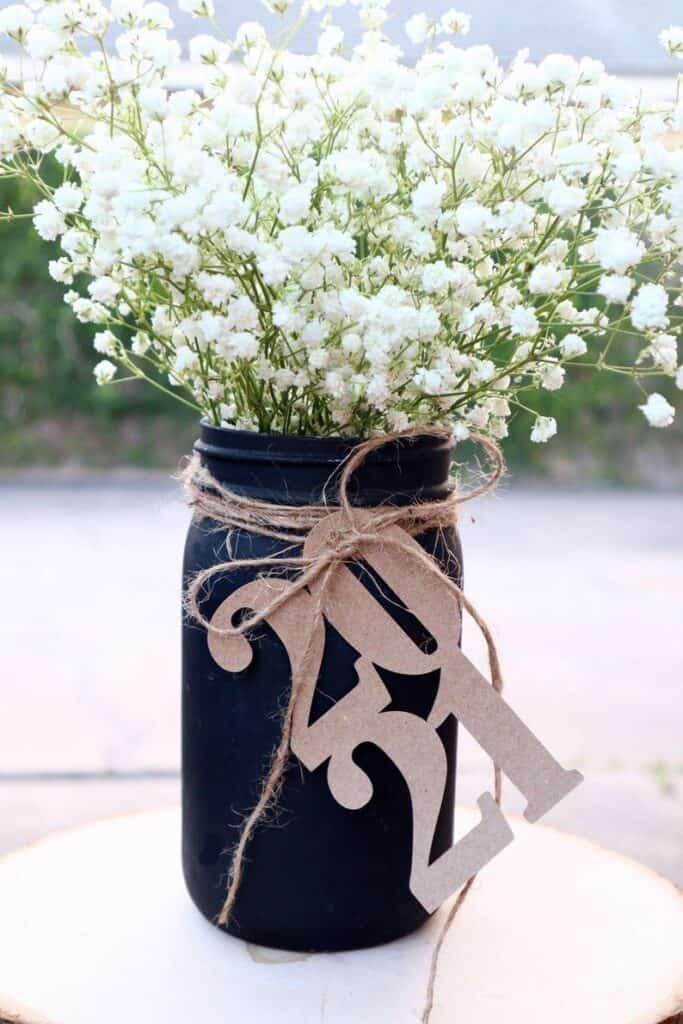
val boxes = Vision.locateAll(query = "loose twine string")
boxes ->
[182,429,505,1024]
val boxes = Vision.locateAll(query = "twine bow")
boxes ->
[182,428,505,1024]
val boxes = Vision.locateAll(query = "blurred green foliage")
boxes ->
[0,162,680,479]
[0,160,196,467]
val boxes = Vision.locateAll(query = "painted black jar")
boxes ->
[182,423,462,952]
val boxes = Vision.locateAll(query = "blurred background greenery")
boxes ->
[1,164,681,483]
[0,162,198,470]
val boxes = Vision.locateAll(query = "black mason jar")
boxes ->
[182,423,462,952]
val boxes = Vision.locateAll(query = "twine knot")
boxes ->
[183,428,504,640]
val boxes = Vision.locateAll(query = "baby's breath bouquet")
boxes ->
[2,0,683,442]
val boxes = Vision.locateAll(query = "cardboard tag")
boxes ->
[208,511,583,911]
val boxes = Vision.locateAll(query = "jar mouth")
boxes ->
[196,420,453,467]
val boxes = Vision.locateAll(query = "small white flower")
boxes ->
[0,4,33,37]
[545,180,586,218]
[509,305,539,338]
[539,362,565,391]
[467,404,490,429]
[71,298,108,324]
[197,274,236,308]
[173,346,200,374]
[528,263,566,295]
[227,296,260,333]
[93,330,119,355]
[232,332,259,359]
[659,25,683,59]
[234,21,267,49]
[139,87,168,118]
[594,228,644,275]
[648,334,678,374]
[275,368,296,389]
[110,0,146,25]
[412,179,447,225]
[421,261,454,294]
[89,277,120,305]
[25,26,65,60]
[48,258,74,284]
[387,410,411,431]
[598,274,634,305]
[342,332,362,355]
[33,201,66,241]
[302,319,327,346]
[631,283,669,332]
[317,25,344,56]
[308,347,330,370]
[358,5,387,30]
[366,374,390,408]
[413,367,443,395]
[178,0,214,16]
[219,402,237,423]
[530,416,558,443]
[405,13,432,44]
[53,183,84,214]
[559,333,587,358]
[189,33,230,63]
[138,1,172,28]
[279,184,313,226]
[131,332,151,355]
[539,53,579,88]
[439,9,471,35]
[639,392,675,428]
[94,359,117,385]
[261,0,293,12]
[258,251,290,287]
[456,200,494,238]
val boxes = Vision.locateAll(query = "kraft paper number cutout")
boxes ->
[207,510,583,912]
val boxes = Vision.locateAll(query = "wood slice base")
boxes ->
[0,806,681,1024]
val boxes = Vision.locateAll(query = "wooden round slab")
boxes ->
[0,807,681,1024]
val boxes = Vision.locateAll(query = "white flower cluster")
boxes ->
[1,1,683,440]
